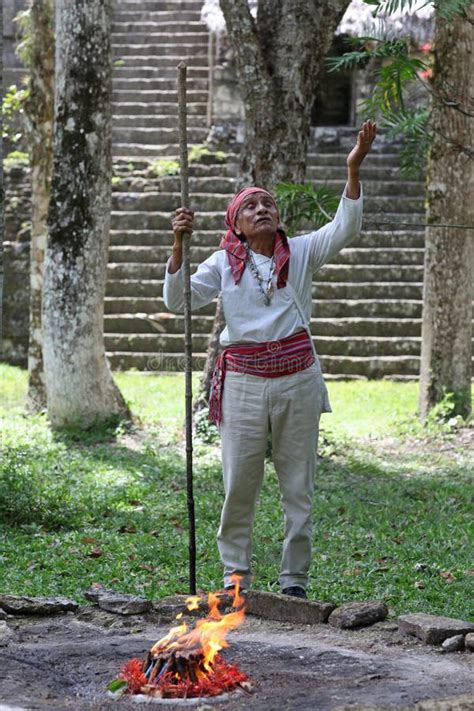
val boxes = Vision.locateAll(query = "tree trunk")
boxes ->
[42,0,130,429]
[18,0,55,413]
[419,6,474,420]
[220,0,350,187]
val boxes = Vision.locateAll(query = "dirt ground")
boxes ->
[1,608,473,711]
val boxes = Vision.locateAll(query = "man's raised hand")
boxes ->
[346,120,377,171]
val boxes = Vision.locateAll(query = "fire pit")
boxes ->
[108,578,251,701]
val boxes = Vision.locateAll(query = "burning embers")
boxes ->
[108,577,250,700]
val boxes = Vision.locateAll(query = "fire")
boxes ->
[109,576,250,699]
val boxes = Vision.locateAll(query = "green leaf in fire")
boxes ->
[107,678,128,693]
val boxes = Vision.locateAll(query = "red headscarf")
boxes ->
[219,187,290,288]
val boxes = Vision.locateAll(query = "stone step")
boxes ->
[103,314,427,338]
[307,152,400,166]
[103,296,423,319]
[112,22,208,34]
[110,209,425,231]
[104,332,429,357]
[116,1,204,11]
[114,66,208,79]
[112,126,209,144]
[107,245,425,267]
[108,228,425,249]
[308,165,403,181]
[150,174,421,197]
[112,114,209,128]
[110,192,424,214]
[112,89,208,103]
[114,54,208,68]
[106,260,424,284]
[113,77,208,91]
[114,11,203,23]
[112,33,208,46]
[112,43,208,57]
[320,356,420,377]
[106,351,422,376]
[111,102,207,117]
[105,278,423,300]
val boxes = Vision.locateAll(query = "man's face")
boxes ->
[234,192,279,241]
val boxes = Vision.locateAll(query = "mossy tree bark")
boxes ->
[419,5,474,420]
[42,0,130,429]
[220,0,350,187]
[196,0,350,410]
[17,0,55,413]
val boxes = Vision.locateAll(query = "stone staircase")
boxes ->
[107,0,428,379]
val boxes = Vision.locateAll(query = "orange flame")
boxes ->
[150,575,245,672]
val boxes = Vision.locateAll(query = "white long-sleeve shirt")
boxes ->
[163,184,363,347]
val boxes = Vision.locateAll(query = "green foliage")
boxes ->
[114,59,126,67]
[1,366,472,617]
[0,445,117,529]
[4,150,30,169]
[150,159,180,177]
[188,144,210,162]
[275,182,339,236]
[2,85,29,143]
[363,0,471,20]
[328,24,433,178]
[149,146,228,178]
[382,107,431,177]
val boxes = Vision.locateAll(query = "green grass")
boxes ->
[0,364,472,620]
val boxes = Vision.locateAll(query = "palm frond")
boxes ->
[275,183,339,237]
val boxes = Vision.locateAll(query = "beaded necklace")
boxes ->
[244,244,276,306]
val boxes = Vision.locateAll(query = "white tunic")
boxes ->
[163,184,363,347]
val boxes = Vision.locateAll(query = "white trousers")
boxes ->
[217,363,323,590]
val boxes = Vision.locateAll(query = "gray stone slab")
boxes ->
[0,621,14,647]
[398,613,474,645]
[441,635,465,653]
[96,592,152,615]
[244,590,335,624]
[328,600,389,629]
[0,595,78,616]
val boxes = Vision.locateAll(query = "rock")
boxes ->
[0,595,78,616]
[0,608,7,620]
[328,600,388,629]
[83,583,109,603]
[96,591,152,615]
[398,613,474,645]
[0,621,14,646]
[244,590,335,624]
[465,632,474,652]
[441,635,465,653]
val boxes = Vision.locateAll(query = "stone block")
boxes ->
[0,621,14,647]
[0,595,78,616]
[441,635,465,653]
[398,613,474,645]
[83,586,152,615]
[328,600,388,629]
[465,633,474,652]
[244,590,335,624]
[97,592,152,616]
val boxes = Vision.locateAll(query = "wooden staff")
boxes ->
[177,61,196,595]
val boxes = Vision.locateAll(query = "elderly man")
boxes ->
[164,120,377,598]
